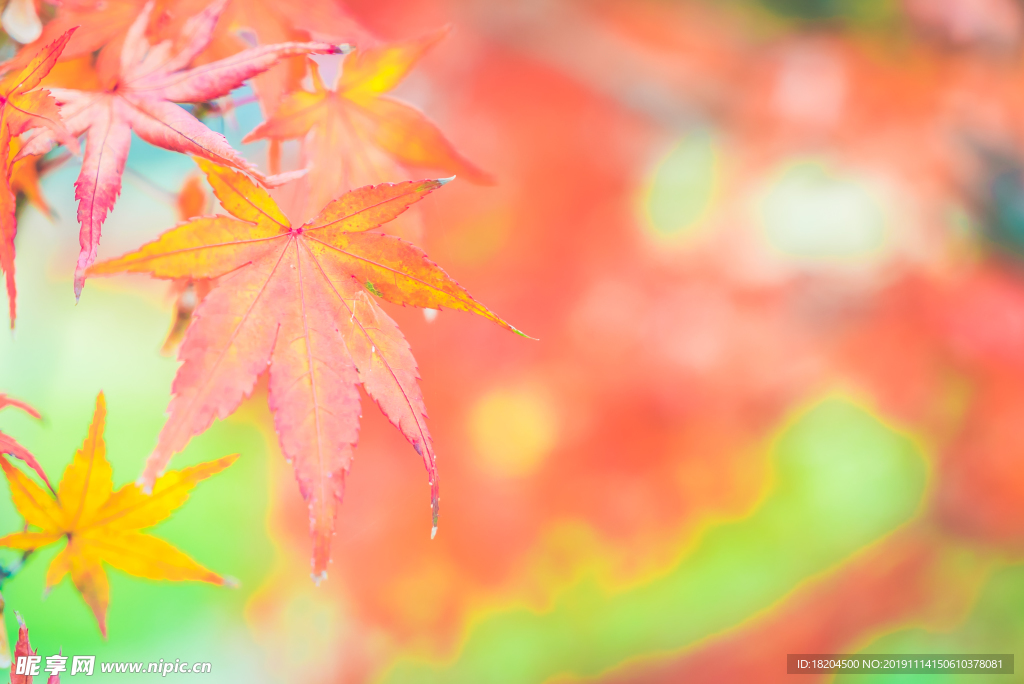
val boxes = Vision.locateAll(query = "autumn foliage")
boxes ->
[1,393,234,635]
[4,0,1024,682]
[0,0,515,652]
[88,158,521,578]
[0,28,79,327]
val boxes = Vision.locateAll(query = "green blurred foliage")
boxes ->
[382,398,927,683]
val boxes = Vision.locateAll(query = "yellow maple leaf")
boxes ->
[0,392,236,636]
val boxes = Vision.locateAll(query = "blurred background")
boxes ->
[4,0,1024,681]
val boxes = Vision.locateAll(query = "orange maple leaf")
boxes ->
[0,393,236,636]
[9,139,53,220]
[0,28,79,328]
[244,29,494,218]
[88,158,525,580]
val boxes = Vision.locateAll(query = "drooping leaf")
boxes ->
[244,30,494,218]
[0,393,236,636]
[3,142,74,296]
[0,29,79,328]
[0,393,51,492]
[10,139,53,220]
[18,0,340,299]
[88,158,526,580]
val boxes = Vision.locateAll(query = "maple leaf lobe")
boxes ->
[0,27,80,328]
[0,392,52,491]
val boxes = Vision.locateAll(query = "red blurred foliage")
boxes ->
[148,0,1024,679]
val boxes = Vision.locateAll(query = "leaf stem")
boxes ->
[0,550,32,589]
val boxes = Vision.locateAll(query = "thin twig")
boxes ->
[0,550,32,589]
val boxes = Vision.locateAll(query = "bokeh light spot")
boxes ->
[641,130,721,242]
[756,159,888,262]
[469,386,558,477]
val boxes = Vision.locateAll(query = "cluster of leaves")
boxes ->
[0,0,522,644]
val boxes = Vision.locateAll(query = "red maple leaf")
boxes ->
[0,393,51,494]
[18,0,340,297]
[89,158,527,580]
[0,29,79,327]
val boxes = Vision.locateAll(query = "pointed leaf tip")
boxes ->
[223,576,240,589]
[431,525,438,540]
[437,175,456,185]
[311,570,327,586]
